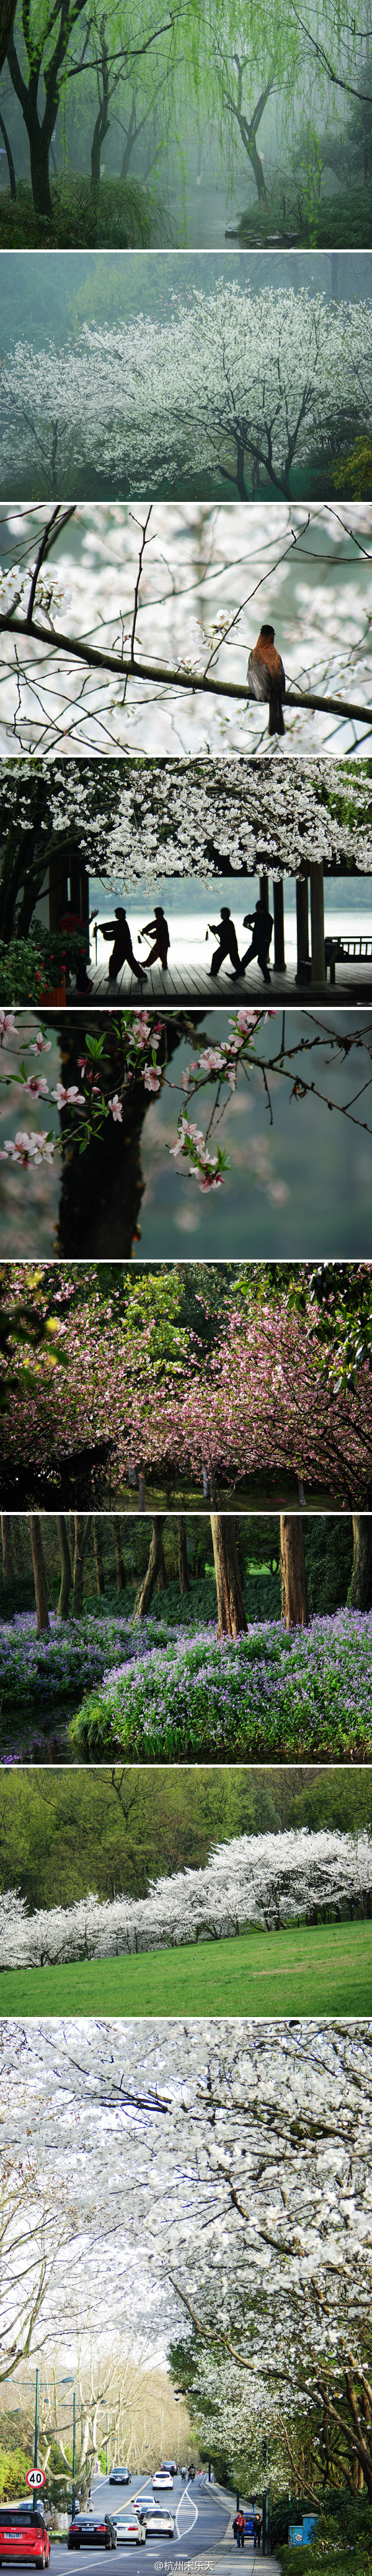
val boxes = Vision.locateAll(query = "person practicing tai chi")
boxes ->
[100,906,148,985]
[247,623,286,736]
[206,906,241,978]
[139,906,170,970]
[238,896,273,985]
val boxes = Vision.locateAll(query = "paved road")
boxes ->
[51,2472,256,2575]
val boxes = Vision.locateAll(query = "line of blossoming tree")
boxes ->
[1,1256,371,1509]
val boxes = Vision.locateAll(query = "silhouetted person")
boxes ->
[140,908,170,970]
[100,907,148,985]
[58,901,92,994]
[207,906,241,977]
[247,624,285,736]
[239,899,273,985]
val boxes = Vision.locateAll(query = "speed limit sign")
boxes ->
[26,2472,46,2491]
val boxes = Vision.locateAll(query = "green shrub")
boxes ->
[0,2448,30,2498]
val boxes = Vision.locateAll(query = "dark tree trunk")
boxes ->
[1,0,17,76]
[280,1515,309,1627]
[157,1540,167,1593]
[0,110,16,194]
[73,1514,92,1613]
[112,1519,125,1591]
[93,1518,105,1594]
[56,1513,72,1620]
[177,1516,190,1594]
[349,1516,372,1610]
[134,1517,165,1619]
[29,127,53,216]
[1,1514,14,1584]
[30,1514,50,1634]
[210,1515,247,1639]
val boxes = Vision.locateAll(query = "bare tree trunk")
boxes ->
[56,1514,72,1621]
[30,1515,50,1634]
[93,1519,105,1594]
[210,1515,247,1639]
[349,1516,372,1610]
[177,1516,190,1594]
[112,1519,125,1591]
[1,1514,14,1585]
[280,1516,309,1627]
[73,1515,92,1614]
[0,110,16,195]
[134,1517,165,1619]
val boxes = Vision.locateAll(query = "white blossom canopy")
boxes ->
[2,757,372,892]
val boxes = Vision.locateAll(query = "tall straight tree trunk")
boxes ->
[30,1515,50,1634]
[177,1516,190,1594]
[56,1514,72,1621]
[280,1516,309,1627]
[349,1516,372,1609]
[134,1517,165,1619]
[1,1514,14,1585]
[93,1519,105,1594]
[210,1515,247,1639]
[73,1515,92,1614]
[112,1519,125,1591]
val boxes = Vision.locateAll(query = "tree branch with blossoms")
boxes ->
[1,1007,372,1197]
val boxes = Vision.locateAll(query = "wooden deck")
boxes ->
[70,957,372,1005]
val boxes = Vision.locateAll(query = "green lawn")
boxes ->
[1,1918,371,2018]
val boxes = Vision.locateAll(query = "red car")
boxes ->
[0,2509,50,2569]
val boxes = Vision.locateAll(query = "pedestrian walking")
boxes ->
[232,2511,246,2550]
[239,898,273,985]
[254,2508,262,2551]
[206,906,241,977]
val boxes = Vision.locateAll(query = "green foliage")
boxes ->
[303,1517,353,1614]
[0,174,162,251]
[0,2448,30,2498]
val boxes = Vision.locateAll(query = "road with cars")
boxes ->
[48,2472,244,2576]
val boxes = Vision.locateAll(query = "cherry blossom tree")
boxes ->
[3,2013,372,2493]
[2,1828,372,1967]
[2,285,371,501]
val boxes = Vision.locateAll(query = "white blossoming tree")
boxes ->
[2,285,371,500]
[3,2016,372,2500]
[1,1830,372,1969]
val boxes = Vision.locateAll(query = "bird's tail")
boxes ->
[268,692,285,736]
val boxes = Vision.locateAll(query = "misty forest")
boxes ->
[1,1,372,249]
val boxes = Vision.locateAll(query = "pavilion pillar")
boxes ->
[309,863,326,983]
[48,854,69,932]
[259,874,269,908]
[295,877,309,984]
[273,879,286,970]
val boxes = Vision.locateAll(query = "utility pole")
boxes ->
[33,2371,39,2520]
[73,2392,76,2519]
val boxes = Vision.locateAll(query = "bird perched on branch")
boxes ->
[247,624,286,736]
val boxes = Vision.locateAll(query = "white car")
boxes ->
[113,2520,145,2549]
[141,2516,174,2541]
[151,2477,173,2493]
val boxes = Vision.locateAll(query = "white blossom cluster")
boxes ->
[1,288,371,494]
[1,758,371,891]
[2,2018,372,2396]
[1,1831,371,1970]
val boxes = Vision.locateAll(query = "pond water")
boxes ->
[139,1007,372,1259]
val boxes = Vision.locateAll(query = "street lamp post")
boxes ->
[32,2371,39,2519]
[72,2394,76,2521]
